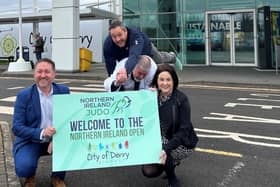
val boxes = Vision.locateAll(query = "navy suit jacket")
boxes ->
[12,83,70,154]
[103,27,152,75]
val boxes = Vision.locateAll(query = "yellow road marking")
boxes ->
[195,147,243,158]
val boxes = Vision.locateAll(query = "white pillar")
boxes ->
[52,0,80,72]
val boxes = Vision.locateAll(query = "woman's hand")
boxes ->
[47,141,53,154]
[159,150,167,165]
[149,87,157,92]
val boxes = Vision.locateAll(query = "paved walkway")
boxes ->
[0,122,20,187]
[1,63,280,87]
[0,63,279,186]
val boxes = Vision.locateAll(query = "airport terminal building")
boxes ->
[122,0,280,69]
[0,0,279,70]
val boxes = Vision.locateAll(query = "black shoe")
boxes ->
[161,173,168,179]
[168,177,181,187]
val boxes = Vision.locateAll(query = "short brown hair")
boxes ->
[35,58,56,71]
[109,20,126,31]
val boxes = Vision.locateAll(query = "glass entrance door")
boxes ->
[209,13,231,64]
[208,11,255,65]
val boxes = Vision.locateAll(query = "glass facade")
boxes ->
[123,0,280,68]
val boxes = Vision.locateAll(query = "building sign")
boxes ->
[0,20,107,62]
[186,21,241,32]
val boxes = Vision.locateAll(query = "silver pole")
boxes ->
[276,41,279,75]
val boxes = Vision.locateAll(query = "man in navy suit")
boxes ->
[12,58,69,187]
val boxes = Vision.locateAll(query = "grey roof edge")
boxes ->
[0,6,118,24]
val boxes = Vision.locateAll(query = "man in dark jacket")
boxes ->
[33,32,44,61]
[103,20,182,76]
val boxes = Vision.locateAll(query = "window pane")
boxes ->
[140,0,176,13]
[185,13,206,64]
[182,0,206,12]
[123,15,140,29]
[141,13,179,39]
[140,14,158,38]
[207,0,256,10]
[123,0,140,15]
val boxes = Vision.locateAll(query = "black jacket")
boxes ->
[159,89,198,153]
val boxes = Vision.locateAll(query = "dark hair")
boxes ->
[150,63,179,91]
[109,20,126,31]
[35,58,56,71]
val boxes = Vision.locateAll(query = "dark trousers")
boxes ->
[35,52,42,61]
[150,43,176,64]
[14,142,65,180]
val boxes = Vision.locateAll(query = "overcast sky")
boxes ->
[0,0,100,14]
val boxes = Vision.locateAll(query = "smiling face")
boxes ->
[157,71,174,96]
[34,61,55,93]
[110,26,128,48]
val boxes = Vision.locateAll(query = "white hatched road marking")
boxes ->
[7,86,24,90]
[0,106,14,115]
[69,86,105,92]
[57,81,71,84]
[251,93,280,97]
[238,98,280,102]
[0,84,105,116]
[196,128,280,148]
[182,84,280,93]
[203,113,280,124]
[0,96,16,102]
[202,92,280,148]
[83,84,104,88]
[224,102,280,109]
[217,161,245,187]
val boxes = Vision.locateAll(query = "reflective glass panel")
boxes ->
[123,15,140,29]
[141,13,178,39]
[234,12,255,64]
[185,13,206,64]
[140,0,176,13]
[209,14,231,63]
[123,0,140,14]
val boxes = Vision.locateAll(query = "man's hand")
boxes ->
[115,68,128,85]
[43,126,56,137]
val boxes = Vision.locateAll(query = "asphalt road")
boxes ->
[1,77,280,187]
